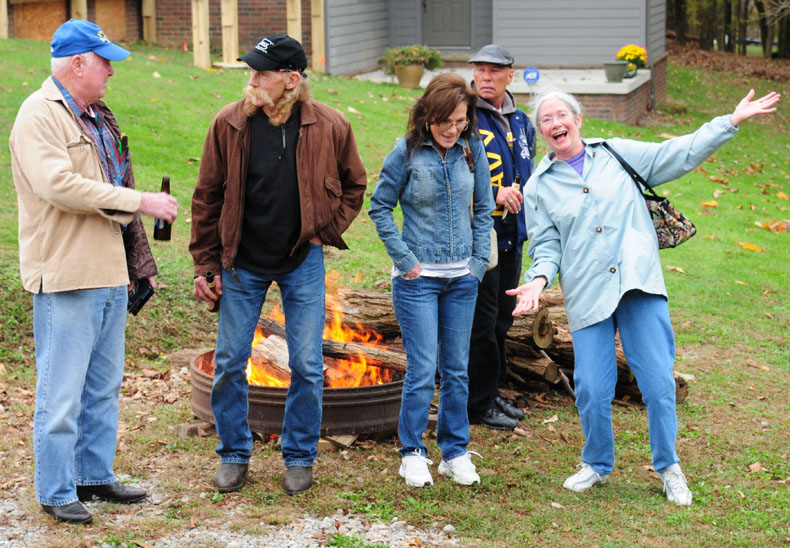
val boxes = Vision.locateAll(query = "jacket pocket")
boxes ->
[67,136,102,181]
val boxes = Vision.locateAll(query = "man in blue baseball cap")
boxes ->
[10,19,178,524]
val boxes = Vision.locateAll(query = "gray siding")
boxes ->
[390,0,420,46]
[325,0,389,75]
[646,0,666,60]
[473,0,492,48]
[492,0,648,66]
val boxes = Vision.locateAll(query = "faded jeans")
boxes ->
[33,286,127,506]
[212,244,325,467]
[392,274,478,461]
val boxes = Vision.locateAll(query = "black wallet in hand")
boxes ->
[127,278,154,316]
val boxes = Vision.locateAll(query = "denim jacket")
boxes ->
[369,136,495,281]
[524,115,738,331]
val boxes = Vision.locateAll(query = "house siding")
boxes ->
[646,0,666,60]
[325,0,389,74]
[473,0,492,48]
[390,0,419,46]
[492,0,647,66]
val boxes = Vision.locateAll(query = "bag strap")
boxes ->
[601,141,660,199]
[463,138,475,173]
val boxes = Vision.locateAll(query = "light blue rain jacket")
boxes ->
[524,115,738,332]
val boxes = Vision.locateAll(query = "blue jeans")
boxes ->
[212,244,325,467]
[32,286,127,506]
[571,290,679,475]
[392,274,478,461]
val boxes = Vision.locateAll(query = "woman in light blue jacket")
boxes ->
[369,73,494,488]
[508,87,780,506]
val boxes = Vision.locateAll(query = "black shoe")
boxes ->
[284,466,313,495]
[77,482,147,504]
[215,463,248,493]
[469,406,518,431]
[41,501,93,524]
[494,395,525,421]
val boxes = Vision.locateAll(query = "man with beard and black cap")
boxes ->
[467,44,536,431]
[190,34,367,495]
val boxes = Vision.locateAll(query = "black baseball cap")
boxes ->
[238,34,307,73]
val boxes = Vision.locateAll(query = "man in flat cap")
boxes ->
[466,44,536,431]
[9,19,178,524]
[190,34,367,495]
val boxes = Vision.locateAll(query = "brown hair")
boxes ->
[405,72,477,157]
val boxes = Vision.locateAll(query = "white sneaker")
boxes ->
[563,463,609,492]
[658,463,692,506]
[438,451,481,486]
[399,451,434,487]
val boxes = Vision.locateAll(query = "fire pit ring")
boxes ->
[190,350,403,436]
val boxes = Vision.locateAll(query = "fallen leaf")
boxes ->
[778,192,789,200]
[542,414,558,424]
[736,242,764,252]
[745,358,770,371]
[737,490,746,499]
[668,265,686,274]
[757,220,790,233]
[702,234,718,240]
[747,462,763,473]
[699,200,719,208]
[152,71,161,78]
[735,280,748,285]
[327,88,338,95]
[713,189,726,198]
[347,106,360,114]
[550,502,564,509]
[709,176,728,185]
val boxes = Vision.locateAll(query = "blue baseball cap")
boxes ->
[50,19,130,61]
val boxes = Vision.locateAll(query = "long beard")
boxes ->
[243,84,299,126]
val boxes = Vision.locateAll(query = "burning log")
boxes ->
[257,317,407,373]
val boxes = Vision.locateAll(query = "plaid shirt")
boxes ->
[52,76,126,187]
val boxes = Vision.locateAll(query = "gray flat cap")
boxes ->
[468,44,514,66]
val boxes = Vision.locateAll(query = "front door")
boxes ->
[422,0,472,48]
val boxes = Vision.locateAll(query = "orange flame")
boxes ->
[245,273,393,388]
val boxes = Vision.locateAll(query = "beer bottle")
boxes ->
[153,176,172,241]
[205,271,220,313]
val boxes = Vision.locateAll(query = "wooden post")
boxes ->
[220,0,238,65]
[191,0,210,69]
[0,0,8,40]
[286,0,302,41]
[71,0,88,20]
[310,0,325,73]
[141,0,156,43]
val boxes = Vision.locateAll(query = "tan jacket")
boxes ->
[189,99,367,276]
[10,77,156,293]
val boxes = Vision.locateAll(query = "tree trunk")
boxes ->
[737,0,749,55]
[724,0,735,52]
[671,0,688,43]
[699,0,718,50]
[755,1,770,55]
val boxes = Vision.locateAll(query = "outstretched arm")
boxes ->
[730,89,781,127]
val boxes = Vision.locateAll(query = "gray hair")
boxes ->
[531,86,583,127]
[51,51,96,74]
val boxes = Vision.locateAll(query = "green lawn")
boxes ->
[0,38,788,547]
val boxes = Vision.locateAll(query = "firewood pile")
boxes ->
[313,288,688,406]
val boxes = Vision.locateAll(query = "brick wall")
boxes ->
[155,0,311,59]
[652,53,668,107]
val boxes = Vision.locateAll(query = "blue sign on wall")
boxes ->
[523,67,539,85]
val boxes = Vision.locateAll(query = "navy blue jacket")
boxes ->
[476,97,536,253]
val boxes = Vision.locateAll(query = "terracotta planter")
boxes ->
[603,61,627,83]
[394,64,425,89]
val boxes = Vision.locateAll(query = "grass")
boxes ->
[0,38,788,547]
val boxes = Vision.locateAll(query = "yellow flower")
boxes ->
[616,44,648,68]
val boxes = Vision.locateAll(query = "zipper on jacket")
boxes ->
[225,128,247,277]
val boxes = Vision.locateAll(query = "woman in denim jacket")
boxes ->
[369,73,494,488]
[508,87,779,506]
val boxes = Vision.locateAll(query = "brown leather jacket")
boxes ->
[189,99,367,277]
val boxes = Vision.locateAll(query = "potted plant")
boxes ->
[380,45,443,89]
[615,44,648,78]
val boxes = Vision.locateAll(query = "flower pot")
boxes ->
[603,61,627,83]
[394,64,425,89]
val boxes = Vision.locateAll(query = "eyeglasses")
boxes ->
[430,119,469,132]
[538,111,573,126]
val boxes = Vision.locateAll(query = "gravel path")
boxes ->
[0,486,461,547]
